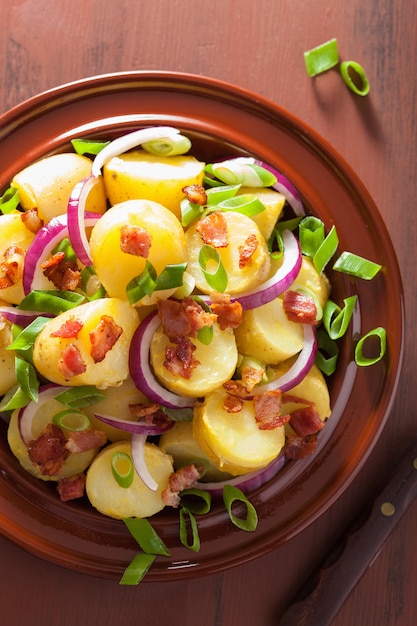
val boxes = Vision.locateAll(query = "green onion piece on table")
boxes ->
[119,553,156,586]
[123,518,171,556]
[304,38,339,77]
[355,326,386,366]
[340,60,370,96]
[223,484,258,532]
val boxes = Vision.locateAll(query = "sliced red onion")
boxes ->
[251,324,318,395]
[18,383,68,445]
[195,451,287,498]
[232,229,302,310]
[22,212,102,295]
[0,306,53,326]
[93,412,173,436]
[130,433,158,491]
[91,126,181,177]
[67,175,100,267]
[129,311,196,409]
[252,158,305,216]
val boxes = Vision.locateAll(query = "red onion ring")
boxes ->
[253,159,305,217]
[17,383,68,445]
[67,176,101,267]
[93,411,174,436]
[130,433,158,491]
[0,306,53,326]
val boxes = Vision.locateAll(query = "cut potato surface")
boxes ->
[0,314,18,394]
[0,213,36,304]
[185,211,271,294]
[193,387,285,475]
[89,199,187,304]
[103,152,205,219]
[11,153,107,222]
[291,256,331,309]
[237,186,286,240]
[86,441,173,519]
[150,323,238,397]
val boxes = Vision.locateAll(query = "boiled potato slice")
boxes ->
[7,399,98,481]
[33,298,139,388]
[291,256,331,309]
[150,323,238,397]
[89,199,187,304]
[0,213,35,304]
[234,297,304,364]
[159,420,233,482]
[237,186,286,240]
[193,387,285,475]
[0,311,17,395]
[11,153,107,222]
[86,440,173,519]
[103,151,205,220]
[185,211,271,294]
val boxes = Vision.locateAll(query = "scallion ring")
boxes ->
[340,61,370,96]
[52,409,91,432]
[355,327,386,366]
[323,296,357,340]
[180,488,212,515]
[304,38,339,77]
[315,329,339,375]
[198,244,228,292]
[179,507,200,552]
[111,451,135,489]
[223,484,258,532]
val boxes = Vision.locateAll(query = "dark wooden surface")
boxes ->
[1,1,416,624]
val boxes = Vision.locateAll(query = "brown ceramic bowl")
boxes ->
[0,71,404,580]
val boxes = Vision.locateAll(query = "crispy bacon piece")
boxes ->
[164,336,200,379]
[158,297,216,342]
[196,211,228,248]
[162,463,205,508]
[41,251,81,291]
[222,394,244,413]
[210,292,242,330]
[120,224,152,257]
[89,315,123,363]
[50,318,83,339]
[0,245,25,288]
[253,389,291,430]
[284,433,318,459]
[223,380,251,399]
[241,365,265,392]
[128,402,173,429]
[289,406,324,436]
[182,184,207,205]
[27,423,69,476]
[57,473,86,502]
[238,233,258,268]
[283,290,318,325]
[21,208,43,233]
[58,344,87,379]
[65,428,107,453]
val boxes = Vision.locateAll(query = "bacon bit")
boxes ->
[196,211,228,248]
[210,292,242,330]
[284,433,318,459]
[41,252,81,291]
[65,428,107,454]
[128,403,173,429]
[182,184,207,205]
[241,365,265,392]
[21,208,43,233]
[120,224,152,257]
[158,297,216,342]
[162,463,205,508]
[164,337,200,379]
[0,245,25,288]
[223,380,251,399]
[89,315,123,363]
[58,344,87,379]
[289,406,324,436]
[222,394,244,413]
[282,393,315,406]
[238,233,258,268]
[27,423,69,476]
[283,290,318,325]
[50,318,83,339]
[253,390,290,430]
[57,473,86,502]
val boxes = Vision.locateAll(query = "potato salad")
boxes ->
[0,126,333,522]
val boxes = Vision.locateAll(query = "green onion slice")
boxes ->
[198,245,228,292]
[333,251,381,279]
[111,452,135,489]
[81,267,106,301]
[55,385,106,409]
[71,138,110,156]
[52,237,77,262]
[340,60,370,96]
[355,326,386,366]
[180,488,212,515]
[191,296,214,345]
[52,409,91,432]
[126,260,157,304]
[123,518,171,556]
[0,384,31,411]
[313,225,339,274]
[179,507,200,552]
[223,484,258,532]
[19,289,85,314]
[161,407,194,422]
[15,356,39,402]
[6,316,50,351]
[180,198,204,228]
[299,216,325,256]
[206,161,276,187]
[315,329,339,375]
[0,187,20,214]
[217,194,266,217]
[323,295,357,340]
[119,553,156,585]
[155,263,188,291]
[304,38,339,77]
[141,134,191,156]
[206,184,241,206]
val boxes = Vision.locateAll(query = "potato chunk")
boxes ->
[291,256,331,309]
[0,213,35,304]
[237,186,286,240]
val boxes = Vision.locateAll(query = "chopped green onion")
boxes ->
[313,225,339,274]
[6,316,50,351]
[0,187,20,214]
[123,518,171,556]
[198,245,228,292]
[19,290,85,314]
[355,327,386,366]
[55,385,106,408]
[180,198,205,228]
[206,184,241,206]
[299,216,325,256]
[161,407,194,422]
[217,194,266,217]
[207,161,276,187]
[119,553,156,585]
[236,355,267,384]
[315,329,339,375]
[180,488,212,515]
[340,60,370,96]
[52,237,77,262]
[323,295,357,340]
[179,507,200,552]
[52,409,91,432]
[141,134,191,156]
[333,251,381,280]
[126,260,157,304]
[155,263,188,291]
[191,296,214,345]
[15,356,39,402]
[111,452,135,488]
[71,138,110,156]
[81,267,106,300]
[304,38,339,77]
[0,385,31,411]
[223,484,258,531]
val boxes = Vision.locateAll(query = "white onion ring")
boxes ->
[130,433,158,491]
[67,175,100,267]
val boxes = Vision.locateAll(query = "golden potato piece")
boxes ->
[86,441,173,519]
[292,256,331,310]
[237,186,286,240]
[0,213,35,304]
[0,315,17,395]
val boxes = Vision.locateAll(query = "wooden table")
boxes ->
[1,1,415,624]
